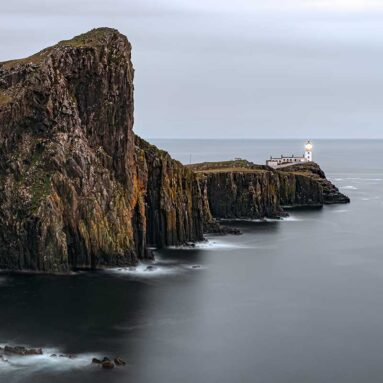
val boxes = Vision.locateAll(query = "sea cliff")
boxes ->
[0,28,349,272]
[191,160,349,220]
[0,28,204,272]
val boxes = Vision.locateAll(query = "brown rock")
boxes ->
[114,357,127,366]
[102,360,115,369]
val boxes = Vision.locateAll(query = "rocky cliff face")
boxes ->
[191,160,349,220]
[196,170,283,219]
[135,136,204,248]
[0,28,203,272]
[279,163,350,204]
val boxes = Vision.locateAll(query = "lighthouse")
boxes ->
[304,140,313,162]
[266,140,314,168]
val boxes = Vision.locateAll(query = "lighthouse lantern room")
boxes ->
[304,140,313,162]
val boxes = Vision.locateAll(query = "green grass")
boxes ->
[194,167,266,174]
[0,28,121,69]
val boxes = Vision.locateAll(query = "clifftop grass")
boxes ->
[189,159,268,174]
[0,28,124,69]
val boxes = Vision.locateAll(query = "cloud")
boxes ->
[1,0,382,138]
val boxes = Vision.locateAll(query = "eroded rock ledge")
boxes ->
[0,28,349,273]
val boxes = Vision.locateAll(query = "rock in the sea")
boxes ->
[92,358,102,364]
[114,357,127,366]
[102,360,115,369]
[3,345,43,356]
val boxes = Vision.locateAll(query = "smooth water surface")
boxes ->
[0,139,382,383]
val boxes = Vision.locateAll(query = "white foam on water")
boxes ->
[107,263,181,277]
[195,238,250,250]
[219,215,302,223]
[266,215,302,222]
[0,346,99,374]
[340,185,358,190]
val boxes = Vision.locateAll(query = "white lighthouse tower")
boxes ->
[304,140,313,162]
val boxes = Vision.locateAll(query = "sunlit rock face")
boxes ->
[0,28,204,272]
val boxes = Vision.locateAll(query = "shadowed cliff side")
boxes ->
[279,162,350,204]
[0,28,204,272]
[135,136,204,248]
[190,160,349,220]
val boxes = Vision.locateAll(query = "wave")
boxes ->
[0,346,99,374]
[265,215,302,222]
[106,263,182,277]
[340,185,358,190]
[219,215,301,223]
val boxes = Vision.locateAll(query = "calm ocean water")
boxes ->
[1,139,382,383]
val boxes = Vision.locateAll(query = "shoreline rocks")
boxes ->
[0,344,127,371]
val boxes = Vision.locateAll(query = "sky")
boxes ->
[1,0,382,138]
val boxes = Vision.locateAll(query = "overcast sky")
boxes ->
[1,0,382,138]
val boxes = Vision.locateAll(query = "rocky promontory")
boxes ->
[190,160,349,220]
[0,28,349,273]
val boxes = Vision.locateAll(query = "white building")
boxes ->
[266,141,313,169]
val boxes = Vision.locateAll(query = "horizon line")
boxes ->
[144,137,383,140]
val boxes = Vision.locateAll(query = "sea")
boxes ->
[0,139,382,383]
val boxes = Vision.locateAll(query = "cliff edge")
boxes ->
[0,28,204,272]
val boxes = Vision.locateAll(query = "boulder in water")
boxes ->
[102,360,115,369]
[3,345,43,356]
[114,357,127,366]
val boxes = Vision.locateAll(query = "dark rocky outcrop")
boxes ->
[0,28,204,272]
[135,136,204,248]
[279,162,350,204]
[191,160,349,220]
[1,345,43,356]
